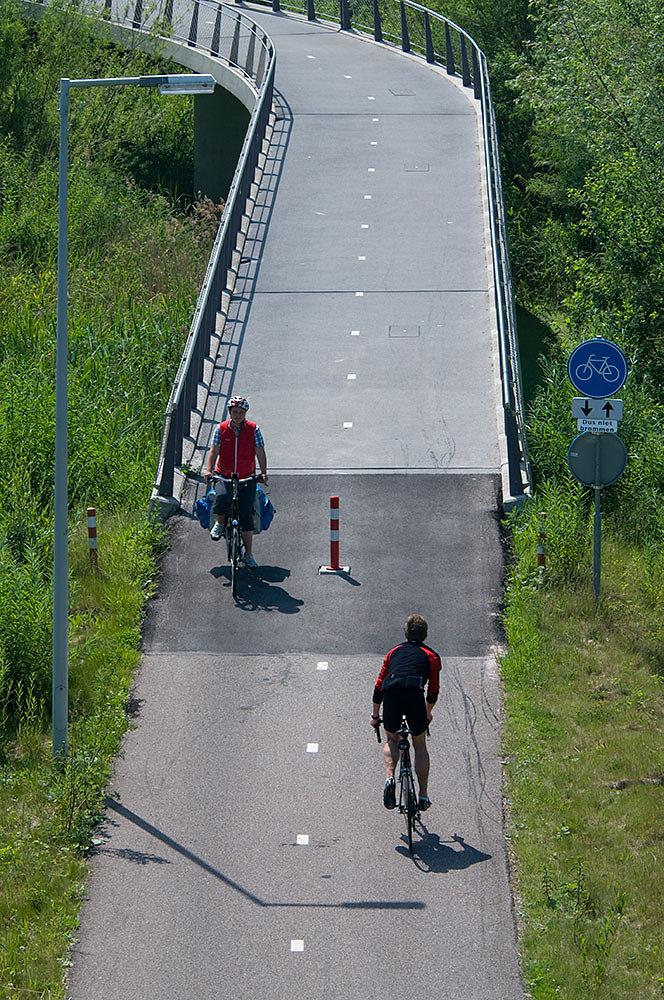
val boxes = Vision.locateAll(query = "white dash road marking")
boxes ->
[291,940,305,952]
[355,291,364,296]
[358,256,366,260]
[347,374,357,380]
[306,743,319,753]
[372,117,380,121]
[364,195,372,200]
[343,422,353,428]
[317,661,328,670]
[296,834,310,845]
[370,141,378,145]
[368,168,376,173]
[361,224,369,229]
[368,96,375,100]
[351,330,360,336]
[344,74,352,78]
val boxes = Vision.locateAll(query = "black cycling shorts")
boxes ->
[213,479,255,532]
[382,687,428,737]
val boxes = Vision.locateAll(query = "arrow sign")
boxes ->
[572,397,624,421]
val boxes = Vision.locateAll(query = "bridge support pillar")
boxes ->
[194,87,251,205]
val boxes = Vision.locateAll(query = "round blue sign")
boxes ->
[567,338,627,397]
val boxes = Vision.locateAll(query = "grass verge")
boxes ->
[501,525,664,999]
[0,512,166,999]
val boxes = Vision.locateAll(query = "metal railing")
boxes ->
[146,4,276,498]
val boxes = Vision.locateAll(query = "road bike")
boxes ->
[211,473,255,599]
[574,355,621,383]
[376,715,420,854]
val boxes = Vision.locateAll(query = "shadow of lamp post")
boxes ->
[52,73,216,757]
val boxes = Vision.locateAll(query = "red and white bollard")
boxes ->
[87,507,98,570]
[318,496,350,575]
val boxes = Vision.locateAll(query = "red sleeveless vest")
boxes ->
[215,420,257,478]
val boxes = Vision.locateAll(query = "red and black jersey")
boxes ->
[373,641,441,705]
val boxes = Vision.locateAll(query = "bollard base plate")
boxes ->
[318,565,350,575]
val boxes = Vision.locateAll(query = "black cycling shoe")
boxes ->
[418,796,432,812]
[383,778,396,810]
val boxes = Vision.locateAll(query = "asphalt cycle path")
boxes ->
[68,9,525,1000]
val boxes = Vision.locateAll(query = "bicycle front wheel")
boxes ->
[230,527,240,598]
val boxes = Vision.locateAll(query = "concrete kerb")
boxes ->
[151,110,278,520]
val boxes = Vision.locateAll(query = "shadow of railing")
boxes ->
[105,798,426,909]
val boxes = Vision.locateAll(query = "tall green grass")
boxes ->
[501,343,664,999]
[0,2,226,993]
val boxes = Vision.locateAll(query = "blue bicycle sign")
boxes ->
[568,338,627,397]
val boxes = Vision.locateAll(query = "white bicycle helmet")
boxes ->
[228,395,249,411]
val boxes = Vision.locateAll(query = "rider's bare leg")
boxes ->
[383,732,400,780]
[412,730,430,798]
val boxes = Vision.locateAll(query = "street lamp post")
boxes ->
[52,73,215,757]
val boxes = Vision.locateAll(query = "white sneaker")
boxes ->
[210,521,224,541]
[244,552,258,569]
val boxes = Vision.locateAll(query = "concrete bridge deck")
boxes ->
[68,10,523,1000]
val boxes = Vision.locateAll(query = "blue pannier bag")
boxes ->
[194,489,216,530]
[256,485,275,532]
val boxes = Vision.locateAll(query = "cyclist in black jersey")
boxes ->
[370,614,441,812]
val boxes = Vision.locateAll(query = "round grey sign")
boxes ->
[567,432,627,488]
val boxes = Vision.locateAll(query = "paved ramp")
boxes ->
[69,10,524,1000]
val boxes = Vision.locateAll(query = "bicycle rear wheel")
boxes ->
[399,761,416,854]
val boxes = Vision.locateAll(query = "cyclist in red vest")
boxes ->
[205,396,268,569]
[370,614,441,811]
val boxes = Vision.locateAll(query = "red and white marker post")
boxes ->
[87,507,98,570]
[318,496,350,575]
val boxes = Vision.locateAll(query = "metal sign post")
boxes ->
[566,431,627,600]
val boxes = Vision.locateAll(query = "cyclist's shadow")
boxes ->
[210,564,304,614]
[398,831,492,872]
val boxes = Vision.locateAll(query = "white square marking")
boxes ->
[317,661,328,669]
[291,940,305,952]
[306,743,319,753]
[296,834,310,845]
